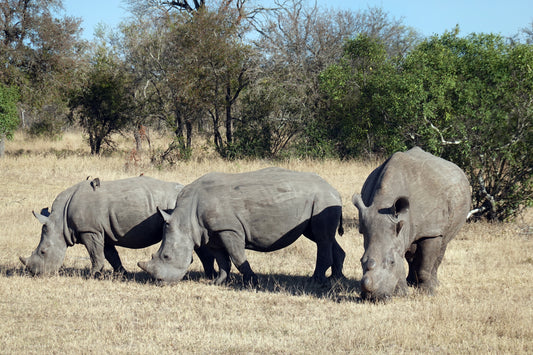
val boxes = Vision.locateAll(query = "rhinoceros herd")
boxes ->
[20,147,471,300]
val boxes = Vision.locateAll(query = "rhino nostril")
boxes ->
[367,258,376,271]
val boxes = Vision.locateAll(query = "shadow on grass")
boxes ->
[1,263,364,302]
[176,270,364,303]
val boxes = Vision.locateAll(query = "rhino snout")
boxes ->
[19,256,28,266]
[361,274,375,293]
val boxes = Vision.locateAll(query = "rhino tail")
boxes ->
[338,213,344,236]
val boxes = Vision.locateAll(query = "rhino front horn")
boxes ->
[137,261,148,272]
[19,256,28,266]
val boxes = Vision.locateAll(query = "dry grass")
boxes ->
[0,131,532,354]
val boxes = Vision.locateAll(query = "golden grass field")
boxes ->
[1,131,532,354]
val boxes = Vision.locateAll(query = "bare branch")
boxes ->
[422,115,462,145]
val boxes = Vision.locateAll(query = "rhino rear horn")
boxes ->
[352,193,366,212]
[33,210,50,224]
[157,206,172,223]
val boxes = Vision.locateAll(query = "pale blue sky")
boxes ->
[63,0,532,40]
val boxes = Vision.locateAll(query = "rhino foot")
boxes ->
[307,276,331,289]
[242,273,259,288]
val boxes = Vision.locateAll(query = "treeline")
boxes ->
[1,0,532,220]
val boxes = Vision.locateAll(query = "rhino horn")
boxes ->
[137,261,149,272]
[19,256,28,266]
[157,206,172,223]
[32,210,50,224]
[352,193,366,212]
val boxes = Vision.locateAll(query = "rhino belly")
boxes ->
[245,221,309,252]
[108,213,163,249]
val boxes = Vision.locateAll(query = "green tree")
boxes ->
[0,84,19,157]
[395,31,532,220]
[318,34,400,156]
[69,47,133,155]
[0,0,84,134]
[321,28,533,220]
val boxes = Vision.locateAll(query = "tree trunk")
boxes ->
[134,128,142,152]
[186,121,192,149]
[225,85,233,145]
[0,133,5,158]
[174,105,184,143]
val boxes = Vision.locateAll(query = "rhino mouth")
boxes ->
[361,290,391,302]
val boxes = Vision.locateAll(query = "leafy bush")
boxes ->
[318,31,533,220]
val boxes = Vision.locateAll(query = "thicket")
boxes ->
[1,0,531,220]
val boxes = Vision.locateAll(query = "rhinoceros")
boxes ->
[138,167,345,286]
[20,176,215,277]
[352,147,471,300]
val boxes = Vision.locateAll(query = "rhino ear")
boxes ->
[157,206,172,223]
[352,193,366,211]
[392,197,409,217]
[31,208,49,224]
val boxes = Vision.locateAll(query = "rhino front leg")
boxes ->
[80,232,106,277]
[210,248,231,285]
[410,236,443,294]
[218,231,257,286]
[195,246,216,279]
[104,244,126,275]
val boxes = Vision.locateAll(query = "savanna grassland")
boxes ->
[0,131,532,354]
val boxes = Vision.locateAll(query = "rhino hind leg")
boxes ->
[330,240,346,279]
[311,240,334,284]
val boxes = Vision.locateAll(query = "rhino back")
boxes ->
[190,168,341,250]
[365,147,470,239]
[67,176,182,248]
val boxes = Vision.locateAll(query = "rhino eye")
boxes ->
[40,249,46,255]
[162,254,170,260]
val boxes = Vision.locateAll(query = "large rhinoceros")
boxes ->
[20,176,215,277]
[352,147,471,300]
[138,167,345,286]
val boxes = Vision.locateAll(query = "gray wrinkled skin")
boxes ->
[21,176,215,277]
[138,167,345,286]
[352,147,471,300]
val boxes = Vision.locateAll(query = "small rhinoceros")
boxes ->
[352,147,471,300]
[138,167,345,285]
[20,176,215,277]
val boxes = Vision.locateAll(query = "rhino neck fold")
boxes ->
[181,190,203,248]
[61,183,80,247]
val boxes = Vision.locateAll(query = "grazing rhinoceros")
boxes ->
[352,147,471,300]
[138,167,345,286]
[20,176,215,277]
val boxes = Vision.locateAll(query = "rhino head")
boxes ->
[137,207,195,284]
[353,194,411,300]
[20,209,68,275]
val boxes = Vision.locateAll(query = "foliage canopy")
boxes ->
[319,30,533,220]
